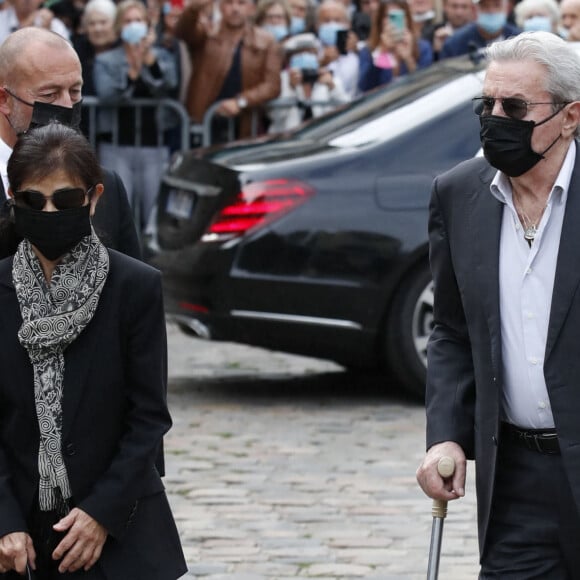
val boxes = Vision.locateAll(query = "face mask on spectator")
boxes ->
[476,11,506,34]
[523,15,551,32]
[289,51,319,70]
[559,26,570,39]
[318,22,347,46]
[264,24,289,41]
[121,21,148,45]
[290,16,306,34]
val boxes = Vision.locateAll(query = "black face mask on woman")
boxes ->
[479,107,564,178]
[13,204,91,260]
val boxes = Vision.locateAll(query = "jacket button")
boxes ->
[64,443,76,456]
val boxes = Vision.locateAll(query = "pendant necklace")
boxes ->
[513,191,546,244]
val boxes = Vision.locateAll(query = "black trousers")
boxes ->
[480,434,580,579]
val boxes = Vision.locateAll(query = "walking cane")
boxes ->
[426,456,456,580]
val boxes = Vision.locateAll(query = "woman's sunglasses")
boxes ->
[13,186,94,211]
[472,96,569,121]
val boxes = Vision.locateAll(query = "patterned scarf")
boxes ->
[13,229,109,512]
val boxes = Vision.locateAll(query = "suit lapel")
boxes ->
[545,149,580,361]
[472,163,504,377]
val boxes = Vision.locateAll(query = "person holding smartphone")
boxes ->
[358,0,432,93]
[268,32,349,132]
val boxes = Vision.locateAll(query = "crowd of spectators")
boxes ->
[0,0,575,225]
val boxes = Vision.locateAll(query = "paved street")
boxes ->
[165,322,479,579]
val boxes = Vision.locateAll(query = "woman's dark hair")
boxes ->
[368,0,419,61]
[8,123,103,192]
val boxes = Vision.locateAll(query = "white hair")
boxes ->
[83,0,117,22]
[486,32,580,135]
[513,0,559,28]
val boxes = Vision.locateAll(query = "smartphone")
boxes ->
[335,29,348,55]
[388,9,406,32]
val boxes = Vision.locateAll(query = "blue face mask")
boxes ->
[289,51,319,70]
[318,21,346,46]
[290,16,306,34]
[121,21,148,45]
[523,15,551,32]
[264,24,289,41]
[559,26,570,40]
[477,11,507,34]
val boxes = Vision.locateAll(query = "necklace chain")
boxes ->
[512,190,547,243]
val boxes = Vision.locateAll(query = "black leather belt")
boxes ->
[501,422,560,455]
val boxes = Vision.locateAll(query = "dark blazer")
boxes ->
[0,251,186,579]
[439,22,521,59]
[426,146,580,557]
[0,169,142,261]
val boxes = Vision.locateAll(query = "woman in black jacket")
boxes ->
[0,123,186,579]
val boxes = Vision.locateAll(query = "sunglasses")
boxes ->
[472,96,569,120]
[13,186,94,211]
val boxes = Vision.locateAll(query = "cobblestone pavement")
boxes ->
[165,323,479,579]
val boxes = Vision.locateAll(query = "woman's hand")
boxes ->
[393,29,417,72]
[289,68,303,88]
[52,508,107,573]
[0,532,36,575]
[379,23,397,52]
[318,68,335,89]
[126,27,157,79]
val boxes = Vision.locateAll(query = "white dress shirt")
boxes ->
[0,136,11,197]
[490,141,576,429]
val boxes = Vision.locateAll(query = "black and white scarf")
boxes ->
[13,229,109,512]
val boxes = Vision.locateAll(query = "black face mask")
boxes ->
[4,88,82,133]
[28,100,82,132]
[479,108,564,178]
[13,204,91,261]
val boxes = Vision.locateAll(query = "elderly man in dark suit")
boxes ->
[0,27,141,260]
[417,31,580,577]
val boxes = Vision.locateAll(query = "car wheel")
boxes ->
[385,263,433,398]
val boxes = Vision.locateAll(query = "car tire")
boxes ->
[384,262,433,399]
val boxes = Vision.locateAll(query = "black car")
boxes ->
[146,55,487,397]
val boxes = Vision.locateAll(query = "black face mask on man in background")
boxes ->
[3,88,82,133]
[479,107,565,177]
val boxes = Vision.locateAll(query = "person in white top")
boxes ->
[0,0,70,45]
[416,31,580,577]
[268,32,349,133]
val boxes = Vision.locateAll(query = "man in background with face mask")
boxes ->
[439,0,520,59]
[0,27,141,260]
[417,32,580,577]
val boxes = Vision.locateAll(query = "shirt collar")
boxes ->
[490,140,576,208]
[0,136,12,198]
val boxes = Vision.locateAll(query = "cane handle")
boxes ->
[437,456,455,479]
[431,456,455,518]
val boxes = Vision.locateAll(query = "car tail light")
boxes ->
[203,179,314,240]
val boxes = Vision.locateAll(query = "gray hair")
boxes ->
[513,0,559,28]
[486,31,580,106]
[83,0,117,22]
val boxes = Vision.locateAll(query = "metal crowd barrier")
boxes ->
[191,96,347,147]
[81,96,191,152]
[81,95,346,151]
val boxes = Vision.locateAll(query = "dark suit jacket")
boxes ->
[0,251,186,579]
[439,22,521,59]
[426,146,580,557]
[0,169,142,261]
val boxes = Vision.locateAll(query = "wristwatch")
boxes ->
[236,95,248,109]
